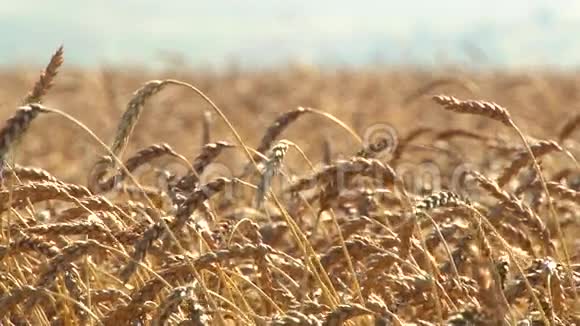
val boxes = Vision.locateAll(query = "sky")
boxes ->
[1,1,579,69]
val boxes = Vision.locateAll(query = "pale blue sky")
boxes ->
[1,1,579,69]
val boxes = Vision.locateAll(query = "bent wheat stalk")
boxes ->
[432,94,576,298]
[0,104,50,162]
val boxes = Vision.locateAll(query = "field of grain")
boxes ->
[0,47,578,325]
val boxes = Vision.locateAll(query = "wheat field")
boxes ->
[0,47,578,325]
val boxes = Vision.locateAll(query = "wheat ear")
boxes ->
[23,45,64,104]
[433,94,576,298]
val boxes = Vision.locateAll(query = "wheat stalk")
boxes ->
[22,45,64,104]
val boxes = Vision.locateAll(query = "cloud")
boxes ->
[0,0,578,68]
